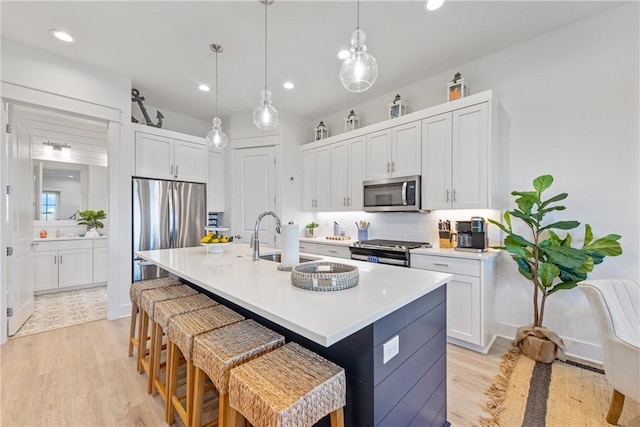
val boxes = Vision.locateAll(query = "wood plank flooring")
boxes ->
[1,317,509,426]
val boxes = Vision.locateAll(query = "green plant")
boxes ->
[77,209,107,229]
[305,222,319,229]
[489,175,622,328]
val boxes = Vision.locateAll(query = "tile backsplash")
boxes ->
[311,209,502,247]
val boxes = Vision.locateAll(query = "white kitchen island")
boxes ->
[137,244,452,427]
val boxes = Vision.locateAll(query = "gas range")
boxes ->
[349,239,432,267]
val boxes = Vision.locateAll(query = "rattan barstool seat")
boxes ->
[149,294,219,397]
[228,342,346,427]
[191,319,285,427]
[128,277,181,360]
[165,305,245,425]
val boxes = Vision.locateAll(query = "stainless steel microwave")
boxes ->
[363,175,421,212]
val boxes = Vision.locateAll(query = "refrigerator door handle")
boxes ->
[134,257,156,267]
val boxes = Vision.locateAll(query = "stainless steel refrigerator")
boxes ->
[132,178,206,281]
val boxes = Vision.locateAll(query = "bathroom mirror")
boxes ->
[33,160,107,221]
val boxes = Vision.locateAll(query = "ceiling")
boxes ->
[1,1,623,123]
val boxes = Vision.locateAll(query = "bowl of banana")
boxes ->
[200,232,233,253]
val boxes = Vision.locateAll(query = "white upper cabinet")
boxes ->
[302,146,330,211]
[133,124,208,183]
[329,136,366,211]
[421,102,489,210]
[207,150,224,212]
[366,121,421,180]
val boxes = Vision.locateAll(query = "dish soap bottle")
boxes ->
[39,228,48,238]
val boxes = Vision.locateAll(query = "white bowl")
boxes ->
[201,242,231,253]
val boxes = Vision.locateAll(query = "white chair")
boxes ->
[578,279,640,424]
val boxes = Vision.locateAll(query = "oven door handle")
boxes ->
[351,254,408,267]
[402,181,408,206]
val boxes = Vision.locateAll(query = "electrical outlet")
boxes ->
[383,335,399,364]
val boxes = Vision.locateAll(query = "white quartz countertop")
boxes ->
[299,237,354,246]
[136,244,451,347]
[411,247,500,260]
[33,235,108,242]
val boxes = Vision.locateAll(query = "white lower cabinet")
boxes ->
[299,241,351,260]
[411,253,497,353]
[32,239,107,293]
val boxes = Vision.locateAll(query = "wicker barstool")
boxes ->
[228,342,346,427]
[137,285,199,376]
[191,319,285,427]
[165,305,245,425]
[128,278,182,365]
[148,293,218,396]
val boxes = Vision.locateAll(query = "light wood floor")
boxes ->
[1,317,509,426]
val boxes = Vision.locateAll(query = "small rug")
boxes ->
[12,285,107,338]
[481,345,640,427]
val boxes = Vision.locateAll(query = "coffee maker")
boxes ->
[454,217,488,252]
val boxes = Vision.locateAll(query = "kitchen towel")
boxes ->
[281,223,300,268]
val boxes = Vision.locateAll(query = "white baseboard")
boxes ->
[495,322,603,364]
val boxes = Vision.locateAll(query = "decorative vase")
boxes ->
[305,228,318,238]
[513,325,566,363]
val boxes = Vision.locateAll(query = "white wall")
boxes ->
[132,102,210,137]
[309,3,639,362]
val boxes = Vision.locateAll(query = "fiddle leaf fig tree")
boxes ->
[488,175,622,328]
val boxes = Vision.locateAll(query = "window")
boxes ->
[42,191,60,221]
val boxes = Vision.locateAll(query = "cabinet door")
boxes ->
[347,136,366,211]
[314,146,331,211]
[421,113,453,210]
[366,129,392,180]
[134,132,174,180]
[330,141,349,211]
[452,103,488,209]
[174,140,208,183]
[93,246,109,283]
[207,150,224,212]
[58,248,93,288]
[301,150,316,211]
[33,251,58,292]
[391,121,422,177]
[447,274,481,345]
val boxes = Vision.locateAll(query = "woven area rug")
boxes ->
[481,346,640,427]
[12,285,107,338]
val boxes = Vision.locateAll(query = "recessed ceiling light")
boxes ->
[50,29,74,42]
[338,49,350,60]
[198,84,210,92]
[283,82,294,90]
[425,0,444,11]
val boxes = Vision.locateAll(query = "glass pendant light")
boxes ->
[253,0,279,130]
[206,44,228,149]
[339,0,378,93]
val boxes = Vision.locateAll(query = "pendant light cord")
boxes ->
[356,0,360,30]
[264,0,268,91]
[215,50,219,117]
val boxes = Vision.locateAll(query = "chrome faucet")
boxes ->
[251,211,281,261]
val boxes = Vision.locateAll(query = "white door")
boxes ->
[134,131,174,180]
[421,113,453,210]
[330,141,348,211]
[347,136,366,211]
[33,251,58,292]
[58,248,93,288]
[6,106,35,336]
[366,129,392,180]
[447,274,481,345]
[391,121,422,177]
[301,150,316,211]
[174,139,208,183]
[232,146,277,246]
[314,146,331,211]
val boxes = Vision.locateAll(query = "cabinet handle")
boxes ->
[387,161,390,172]
[60,255,63,264]
[170,165,174,176]
[433,262,449,267]
[347,196,351,206]
[31,242,39,247]
[446,189,450,202]
[343,197,346,206]
[54,255,57,265]
[175,165,179,177]
[453,189,457,202]
[328,250,338,253]
[391,161,395,172]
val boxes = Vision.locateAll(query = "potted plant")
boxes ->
[305,221,319,238]
[488,175,622,363]
[77,209,107,235]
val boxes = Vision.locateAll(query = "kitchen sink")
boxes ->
[259,253,320,263]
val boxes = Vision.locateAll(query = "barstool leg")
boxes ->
[137,310,150,373]
[166,342,179,424]
[192,368,206,427]
[128,302,138,357]
[148,322,162,395]
[330,408,345,427]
